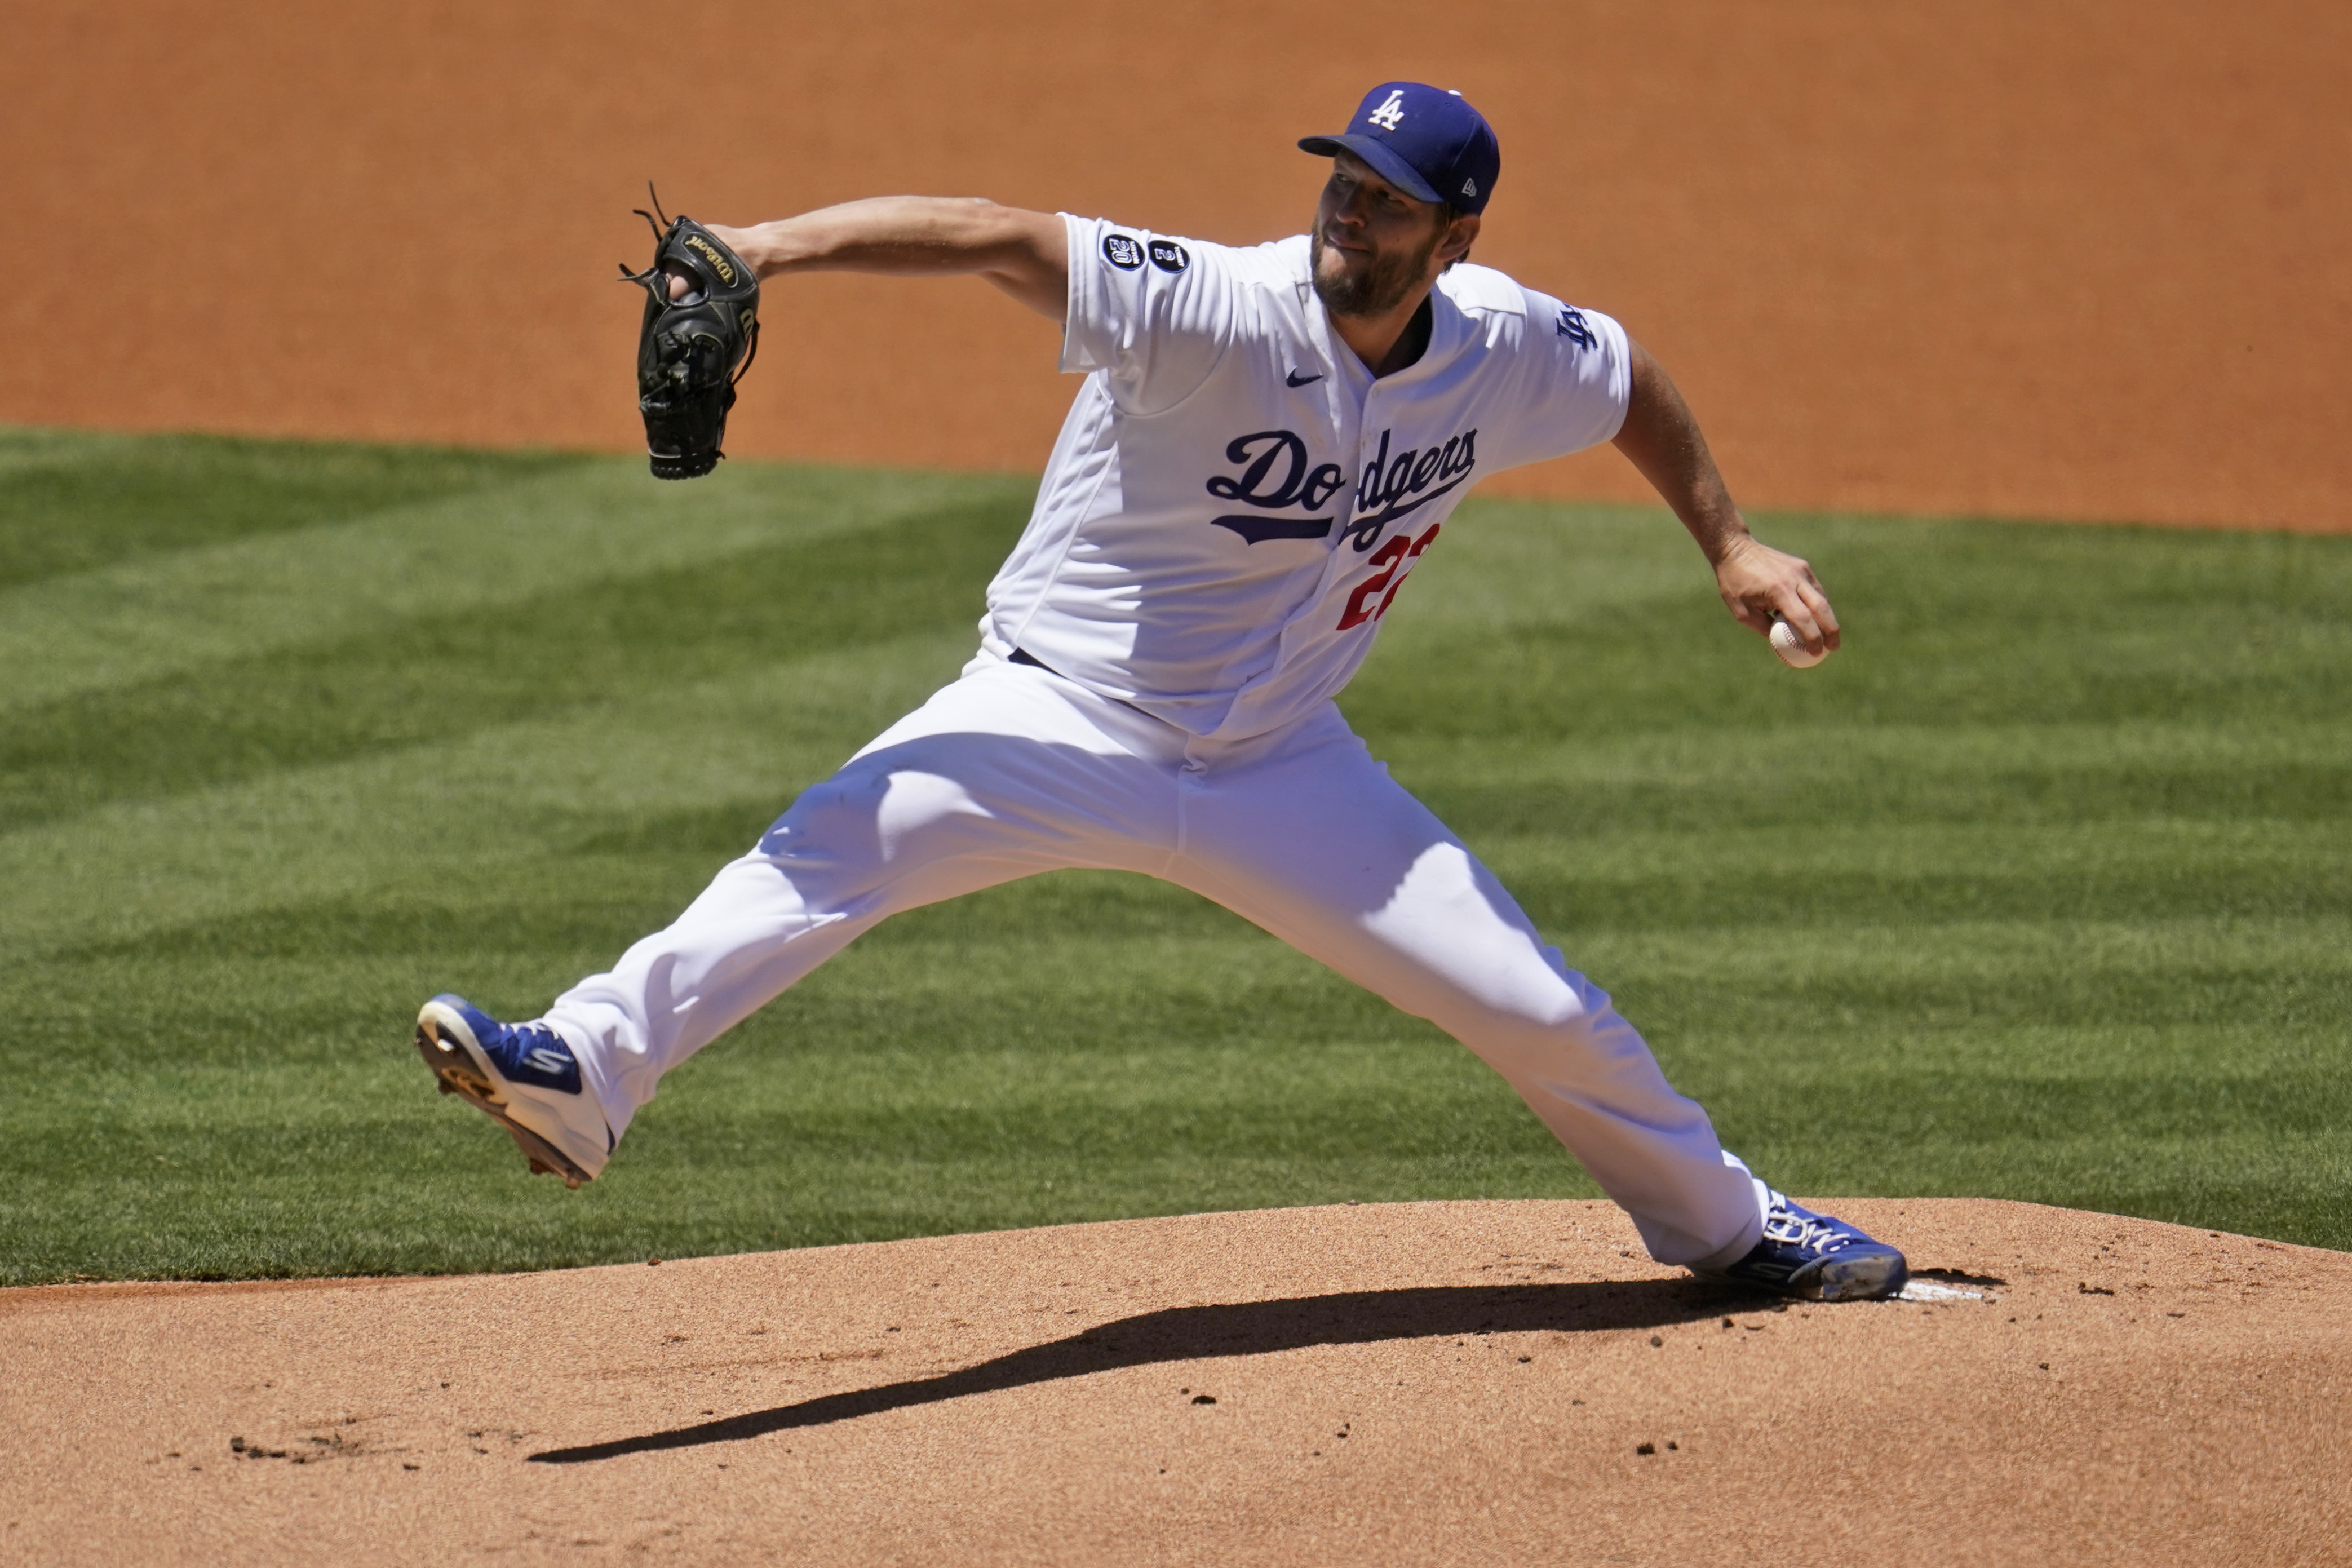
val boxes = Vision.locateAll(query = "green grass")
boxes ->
[0,426,2344,1282]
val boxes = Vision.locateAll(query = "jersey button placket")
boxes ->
[1295,363,1362,601]
[1307,409,1367,601]
[1339,384,1390,578]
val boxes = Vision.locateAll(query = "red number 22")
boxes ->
[1335,522,1442,631]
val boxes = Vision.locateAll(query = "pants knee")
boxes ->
[760,772,881,855]
[752,763,1008,914]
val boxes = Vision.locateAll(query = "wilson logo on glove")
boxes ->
[618,185,762,480]
[682,233,738,286]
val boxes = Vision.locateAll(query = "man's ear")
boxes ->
[1439,213,1481,268]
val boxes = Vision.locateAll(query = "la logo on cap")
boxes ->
[1299,82,1500,215]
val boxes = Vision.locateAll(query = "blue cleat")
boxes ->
[1708,1190,1909,1301]
[414,995,613,1189]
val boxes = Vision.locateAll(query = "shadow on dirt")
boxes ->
[530,1277,1769,1463]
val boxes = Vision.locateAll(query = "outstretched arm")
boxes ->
[674,198,1069,323]
[1611,338,1839,654]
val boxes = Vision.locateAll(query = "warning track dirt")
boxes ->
[0,1,2344,531]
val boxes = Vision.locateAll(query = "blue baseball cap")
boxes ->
[1299,82,1500,214]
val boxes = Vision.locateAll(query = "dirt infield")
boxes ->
[2,1,2345,529]
[6,1199,2346,1565]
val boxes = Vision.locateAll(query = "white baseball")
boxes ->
[1769,617,1826,669]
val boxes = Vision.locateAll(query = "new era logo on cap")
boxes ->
[1297,81,1500,215]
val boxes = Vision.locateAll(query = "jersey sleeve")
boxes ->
[1058,215,1239,417]
[1477,292,1635,471]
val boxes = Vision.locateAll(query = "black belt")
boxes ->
[1008,646,1145,715]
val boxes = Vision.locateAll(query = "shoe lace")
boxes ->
[1760,1195,1849,1257]
[485,1016,561,1058]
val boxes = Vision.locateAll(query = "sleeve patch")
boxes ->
[1148,239,1190,273]
[1102,233,1145,270]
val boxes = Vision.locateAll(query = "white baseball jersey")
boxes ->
[980,215,1633,739]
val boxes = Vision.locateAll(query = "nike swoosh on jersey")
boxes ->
[1284,369,1323,387]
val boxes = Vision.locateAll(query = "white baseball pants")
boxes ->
[544,653,1765,1268]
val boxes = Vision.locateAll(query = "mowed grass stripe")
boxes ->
[0,430,1022,715]
[0,429,583,591]
[1362,504,2350,733]
[30,909,2343,1084]
[0,630,976,962]
[1401,722,2352,830]
[1489,819,2352,929]
[0,430,2345,1281]
[0,493,1029,829]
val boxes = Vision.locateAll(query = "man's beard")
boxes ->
[1310,225,1441,318]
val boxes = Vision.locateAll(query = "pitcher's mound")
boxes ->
[6,1198,2346,1564]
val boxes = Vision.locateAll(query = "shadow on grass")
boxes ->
[530,1277,1764,1463]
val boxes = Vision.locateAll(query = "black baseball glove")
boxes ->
[619,191,760,480]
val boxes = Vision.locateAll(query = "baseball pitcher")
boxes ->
[416,83,1903,1301]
